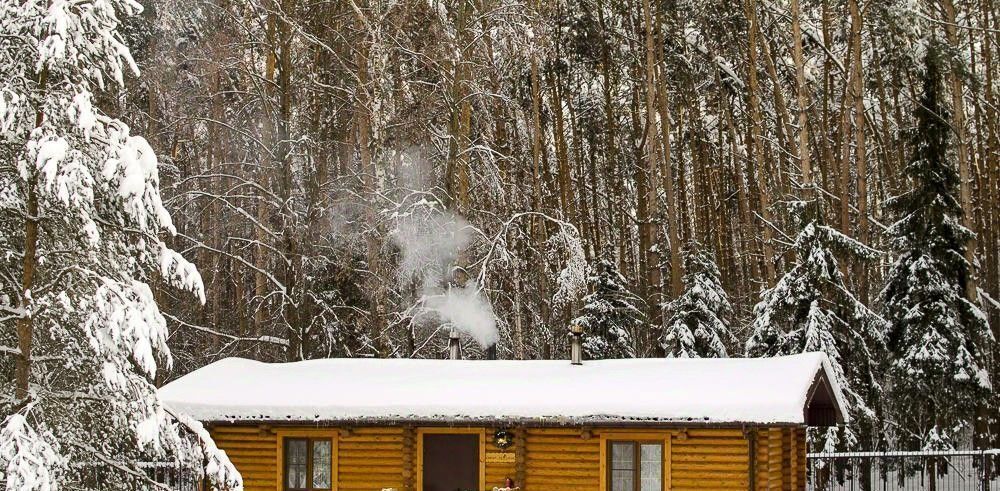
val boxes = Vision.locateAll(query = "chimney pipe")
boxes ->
[448,329,461,360]
[569,324,584,365]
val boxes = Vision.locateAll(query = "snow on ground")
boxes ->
[160,352,844,425]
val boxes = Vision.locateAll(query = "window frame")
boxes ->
[606,440,664,491]
[276,429,338,491]
[599,431,671,491]
[283,437,333,491]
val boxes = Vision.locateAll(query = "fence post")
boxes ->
[881,455,886,491]
[980,452,989,491]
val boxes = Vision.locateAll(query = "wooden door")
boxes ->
[422,433,480,491]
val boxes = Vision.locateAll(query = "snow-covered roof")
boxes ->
[159,352,847,426]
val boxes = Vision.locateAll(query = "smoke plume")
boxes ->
[391,152,498,348]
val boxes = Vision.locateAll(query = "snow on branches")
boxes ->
[34,0,142,89]
[573,259,642,360]
[169,412,243,491]
[881,45,992,449]
[663,243,734,359]
[0,413,62,491]
[0,0,236,489]
[747,214,886,450]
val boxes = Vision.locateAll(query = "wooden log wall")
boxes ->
[523,427,601,490]
[753,427,807,491]
[208,424,808,491]
[671,428,749,490]
[338,427,407,491]
[485,428,517,485]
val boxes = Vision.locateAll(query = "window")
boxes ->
[284,438,332,491]
[608,441,662,491]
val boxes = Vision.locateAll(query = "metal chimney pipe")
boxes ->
[569,324,584,365]
[448,328,461,360]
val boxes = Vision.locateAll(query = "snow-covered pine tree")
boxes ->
[572,259,643,359]
[0,1,239,489]
[746,202,886,451]
[881,44,992,451]
[662,242,734,358]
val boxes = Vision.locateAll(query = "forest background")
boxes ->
[3,0,999,467]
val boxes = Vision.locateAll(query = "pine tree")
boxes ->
[881,45,992,451]
[662,243,735,358]
[0,1,240,488]
[746,203,886,451]
[572,259,643,359]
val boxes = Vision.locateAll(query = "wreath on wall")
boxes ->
[493,429,514,449]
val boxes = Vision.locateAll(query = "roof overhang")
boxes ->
[803,369,846,426]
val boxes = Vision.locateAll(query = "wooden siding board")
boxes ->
[529,428,603,491]
[672,429,748,491]
[339,428,404,491]
[750,426,807,491]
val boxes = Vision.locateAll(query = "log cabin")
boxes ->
[160,351,845,491]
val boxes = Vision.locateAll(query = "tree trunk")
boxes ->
[597,0,620,264]
[848,0,871,304]
[15,181,38,402]
[640,0,662,337]
[550,70,575,222]
[447,0,471,213]
[791,0,813,194]
[759,33,794,197]
[255,8,279,336]
[942,0,977,302]
[654,11,683,302]
[530,39,543,214]
[356,32,387,357]
[745,0,777,287]
[16,70,48,402]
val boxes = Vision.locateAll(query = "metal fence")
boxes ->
[143,462,201,491]
[807,450,1000,491]
[73,462,201,490]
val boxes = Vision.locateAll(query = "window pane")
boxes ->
[611,442,635,470]
[611,469,634,491]
[287,464,307,489]
[288,439,308,464]
[640,444,662,491]
[312,441,332,489]
[286,440,308,489]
